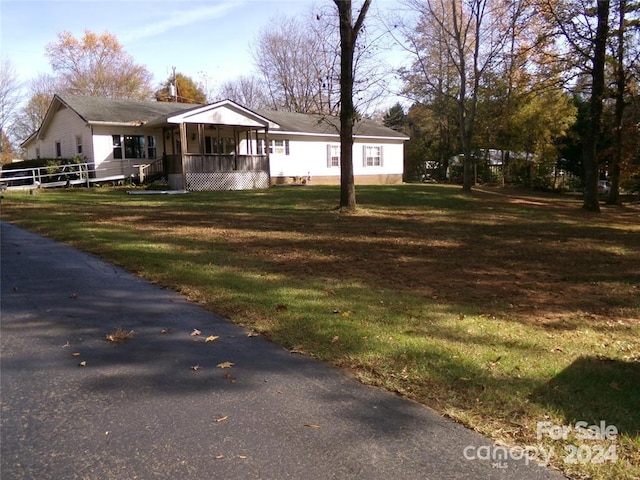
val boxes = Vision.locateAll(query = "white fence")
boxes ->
[0,163,97,190]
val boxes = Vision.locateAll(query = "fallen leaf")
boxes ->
[238,455,248,459]
[191,365,201,371]
[304,423,321,428]
[246,332,259,338]
[331,335,339,343]
[71,352,81,357]
[106,328,135,343]
[214,455,224,459]
[205,335,219,343]
[214,415,229,423]
[552,346,564,353]
[217,361,234,369]
[341,311,350,317]
[275,304,288,312]
[12,286,18,292]
[61,341,70,348]
[160,328,172,334]
[78,361,87,367]
[70,293,78,299]
[190,329,202,336]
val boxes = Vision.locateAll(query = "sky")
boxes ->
[0,0,409,107]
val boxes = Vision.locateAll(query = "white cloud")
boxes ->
[121,1,247,43]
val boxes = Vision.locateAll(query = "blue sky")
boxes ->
[1,0,407,104]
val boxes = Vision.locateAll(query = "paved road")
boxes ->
[0,222,567,480]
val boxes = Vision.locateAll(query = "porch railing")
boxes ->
[164,154,268,174]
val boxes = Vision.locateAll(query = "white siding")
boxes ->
[91,126,165,178]
[24,106,90,160]
[268,133,404,182]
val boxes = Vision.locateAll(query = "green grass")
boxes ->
[1,184,639,479]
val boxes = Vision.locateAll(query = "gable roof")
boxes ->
[57,94,198,125]
[257,110,409,140]
[147,100,276,129]
[25,94,408,145]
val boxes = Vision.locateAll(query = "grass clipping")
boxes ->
[106,328,136,343]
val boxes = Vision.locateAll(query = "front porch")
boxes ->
[163,153,269,190]
[150,100,276,191]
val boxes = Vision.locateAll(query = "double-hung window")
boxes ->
[327,144,340,168]
[258,139,289,155]
[363,145,382,167]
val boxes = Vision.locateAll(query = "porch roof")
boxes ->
[147,100,277,129]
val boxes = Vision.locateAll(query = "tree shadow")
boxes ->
[530,356,640,436]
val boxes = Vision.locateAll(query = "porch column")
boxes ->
[265,126,271,184]
[179,123,188,190]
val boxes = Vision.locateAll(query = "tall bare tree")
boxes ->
[334,0,372,210]
[12,74,59,144]
[0,59,22,160]
[216,76,270,110]
[253,13,341,114]
[45,30,153,100]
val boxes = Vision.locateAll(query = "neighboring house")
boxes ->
[22,94,408,190]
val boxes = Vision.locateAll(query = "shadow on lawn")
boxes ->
[530,356,640,436]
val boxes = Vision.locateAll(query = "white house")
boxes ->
[22,94,408,190]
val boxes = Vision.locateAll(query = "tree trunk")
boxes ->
[336,1,356,210]
[607,0,626,206]
[334,0,371,211]
[582,0,610,212]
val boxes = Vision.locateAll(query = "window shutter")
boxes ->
[327,144,332,168]
[363,145,367,167]
[380,145,384,167]
[285,139,290,155]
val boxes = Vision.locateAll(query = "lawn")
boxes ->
[1,184,638,479]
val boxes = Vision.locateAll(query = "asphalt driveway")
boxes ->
[0,221,567,480]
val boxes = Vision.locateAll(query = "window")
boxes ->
[35,147,41,159]
[55,141,62,158]
[327,144,340,168]
[124,135,146,158]
[112,135,122,159]
[363,145,382,167]
[76,135,83,155]
[258,139,289,155]
[147,136,157,159]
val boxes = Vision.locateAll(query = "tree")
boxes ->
[156,72,207,104]
[606,0,640,204]
[253,13,341,114]
[216,76,269,110]
[584,1,610,212]
[334,0,372,211]
[45,30,153,99]
[383,102,408,131]
[542,0,612,211]
[0,59,22,158]
[252,5,387,118]
[400,0,516,191]
[12,74,59,144]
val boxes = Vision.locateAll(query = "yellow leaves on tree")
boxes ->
[45,30,153,100]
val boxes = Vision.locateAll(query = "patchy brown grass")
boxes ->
[1,184,638,479]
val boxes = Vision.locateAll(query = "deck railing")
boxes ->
[0,163,94,190]
[164,154,268,174]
